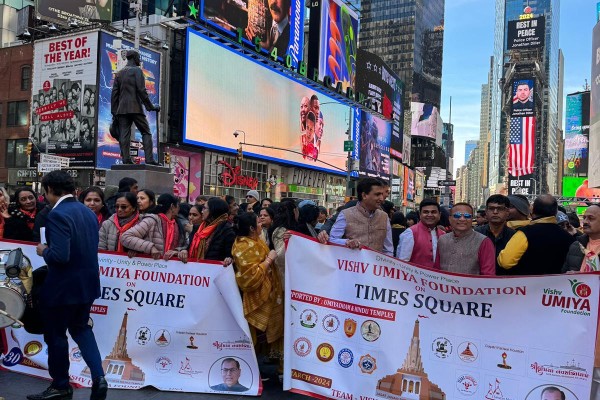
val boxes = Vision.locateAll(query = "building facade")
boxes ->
[464,140,477,165]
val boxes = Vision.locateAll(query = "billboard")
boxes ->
[405,166,415,201]
[184,29,352,175]
[507,16,545,50]
[508,174,535,195]
[357,110,391,178]
[30,32,98,168]
[355,49,403,159]
[200,0,304,67]
[96,32,161,169]
[317,0,359,91]
[511,78,535,117]
[590,23,600,187]
[410,102,441,140]
[564,92,590,176]
[35,0,112,24]
[562,176,600,213]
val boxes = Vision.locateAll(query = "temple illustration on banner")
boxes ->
[83,312,145,383]
[376,320,446,399]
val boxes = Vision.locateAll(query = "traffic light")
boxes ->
[237,146,243,161]
[164,152,171,165]
[26,142,33,156]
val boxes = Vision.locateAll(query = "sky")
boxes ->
[439,0,597,174]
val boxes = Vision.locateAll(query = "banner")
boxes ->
[564,92,591,176]
[508,173,535,195]
[511,79,535,117]
[0,241,260,395]
[30,32,98,168]
[284,234,598,400]
[96,32,161,169]
[507,16,545,49]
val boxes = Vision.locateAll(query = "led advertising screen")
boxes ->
[589,23,600,187]
[410,102,441,140]
[30,32,98,168]
[357,110,391,178]
[318,0,358,91]
[200,0,304,67]
[564,92,590,176]
[405,167,415,201]
[562,176,600,213]
[96,32,161,169]
[511,78,535,117]
[35,0,112,24]
[355,49,403,160]
[507,16,545,50]
[508,174,535,196]
[184,29,351,175]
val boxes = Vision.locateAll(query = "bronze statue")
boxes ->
[110,49,160,165]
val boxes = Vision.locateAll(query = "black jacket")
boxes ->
[562,235,589,273]
[189,221,235,262]
[475,224,515,275]
[111,61,155,115]
[4,203,46,242]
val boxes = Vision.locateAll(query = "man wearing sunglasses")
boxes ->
[475,194,515,275]
[438,203,496,275]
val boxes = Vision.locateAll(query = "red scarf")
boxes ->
[114,212,139,253]
[159,213,176,252]
[189,214,229,260]
[20,208,37,231]
[96,213,104,227]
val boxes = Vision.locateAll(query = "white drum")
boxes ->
[0,279,26,328]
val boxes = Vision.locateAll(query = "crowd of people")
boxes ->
[1,174,600,397]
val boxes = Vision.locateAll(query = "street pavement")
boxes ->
[0,369,310,400]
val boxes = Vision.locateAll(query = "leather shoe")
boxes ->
[121,159,134,165]
[26,386,73,400]
[90,376,108,400]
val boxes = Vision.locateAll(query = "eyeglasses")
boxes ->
[453,212,472,219]
[115,205,131,210]
[246,195,254,199]
[487,206,507,213]
[221,368,239,374]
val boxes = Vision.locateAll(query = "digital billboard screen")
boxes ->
[355,49,403,160]
[507,16,545,50]
[96,32,161,169]
[511,78,535,117]
[35,0,112,24]
[410,102,441,140]
[564,92,590,176]
[508,174,535,196]
[184,29,351,174]
[589,22,600,187]
[200,0,304,67]
[357,110,391,178]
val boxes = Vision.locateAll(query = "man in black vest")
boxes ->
[498,194,575,275]
[111,49,160,165]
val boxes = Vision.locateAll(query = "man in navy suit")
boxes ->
[28,171,107,400]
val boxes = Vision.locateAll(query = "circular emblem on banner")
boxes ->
[457,341,479,363]
[2,347,23,367]
[293,337,312,357]
[360,320,381,342]
[155,356,173,373]
[322,314,340,333]
[316,343,334,362]
[24,341,43,357]
[456,374,478,395]
[338,348,354,368]
[136,327,151,345]
[300,309,317,328]
[568,161,575,169]
[432,337,452,359]
[42,80,51,92]
[155,329,171,347]
[69,347,82,362]
[359,354,377,374]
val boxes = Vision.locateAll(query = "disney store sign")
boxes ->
[217,160,259,190]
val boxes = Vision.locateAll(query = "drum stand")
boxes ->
[0,309,24,328]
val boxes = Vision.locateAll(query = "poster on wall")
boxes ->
[511,78,535,117]
[171,149,203,203]
[30,32,98,168]
[96,32,161,169]
[284,235,598,400]
[357,111,391,178]
[184,29,351,175]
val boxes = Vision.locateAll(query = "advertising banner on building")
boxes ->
[508,116,536,177]
[317,0,359,91]
[508,173,535,195]
[199,0,304,67]
[170,149,203,203]
[30,32,98,168]
[511,78,535,117]
[357,110,391,178]
[507,16,545,50]
[405,166,415,202]
[590,23,600,187]
[562,176,600,214]
[355,49,403,160]
[415,169,425,204]
[410,102,442,140]
[564,92,591,176]
[0,240,261,395]
[184,29,351,175]
[283,234,598,400]
[96,32,161,169]
[35,0,113,25]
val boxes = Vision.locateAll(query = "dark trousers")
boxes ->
[42,304,104,389]
[117,114,155,163]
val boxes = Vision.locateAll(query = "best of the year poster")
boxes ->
[284,234,599,400]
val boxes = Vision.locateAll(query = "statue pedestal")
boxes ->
[106,164,174,195]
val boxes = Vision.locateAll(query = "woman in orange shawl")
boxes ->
[232,212,284,368]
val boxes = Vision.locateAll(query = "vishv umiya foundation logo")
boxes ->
[540,279,591,317]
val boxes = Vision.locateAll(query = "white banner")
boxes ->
[0,240,261,395]
[284,234,599,400]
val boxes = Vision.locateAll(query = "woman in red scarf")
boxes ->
[3,187,44,242]
[79,186,109,228]
[121,194,186,260]
[179,197,235,264]
[99,193,139,254]
[0,187,9,238]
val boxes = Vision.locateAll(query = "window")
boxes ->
[5,138,28,168]
[21,65,31,91]
[7,101,28,126]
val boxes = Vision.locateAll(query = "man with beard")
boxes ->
[267,0,290,51]
[475,194,515,275]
